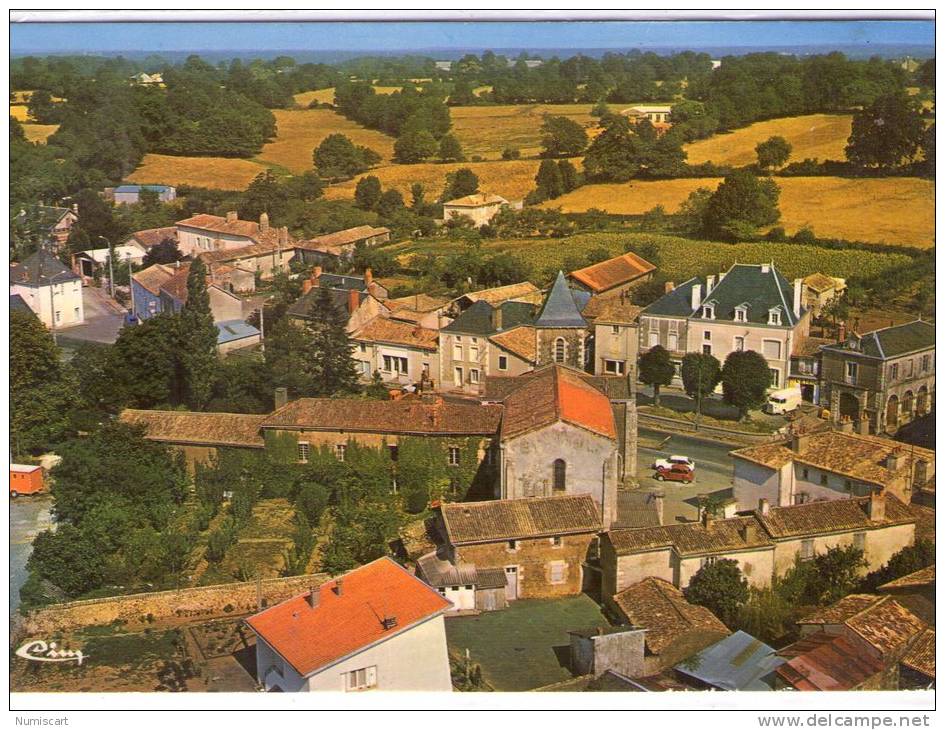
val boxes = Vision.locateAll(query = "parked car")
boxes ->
[654,464,695,483]
[652,455,695,471]
[763,387,803,415]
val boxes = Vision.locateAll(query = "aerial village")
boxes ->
[9,22,936,697]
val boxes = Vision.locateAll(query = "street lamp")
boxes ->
[127,251,136,321]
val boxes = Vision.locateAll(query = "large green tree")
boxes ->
[393,129,438,164]
[314,133,381,181]
[540,114,588,158]
[721,350,772,420]
[846,93,925,169]
[441,167,479,201]
[685,558,749,628]
[680,352,722,414]
[304,286,361,396]
[354,175,383,210]
[755,135,792,171]
[701,170,781,241]
[638,344,675,408]
[179,257,218,409]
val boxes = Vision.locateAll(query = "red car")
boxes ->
[654,464,695,483]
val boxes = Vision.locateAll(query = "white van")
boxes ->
[764,387,802,415]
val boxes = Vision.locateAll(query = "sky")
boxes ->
[9,19,935,55]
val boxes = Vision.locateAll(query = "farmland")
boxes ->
[391,231,915,285]
[684,114,853,167]
[126,153,270,189]
[292,85,418,108]
[258,108,396,173]
[541,176,935,248]
[10,104,29,121]
[450,103,598,159]
[22,123,58,143]
[323,158,542,202]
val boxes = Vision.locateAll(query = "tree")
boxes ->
[142,238,183,266]
[582,114,639,182]
[314,133,380,181]
[558,159,580,193]
[376,188,405,218]
[240,169,290,222]
[354,175,382,210]
[107,313,182,409]
[394,129,438,163]
[701,170,781,241]
[27,89,61,124]
[178,257,218,409]
[638,345,675,408]
[861,539,935,592]
[303,286,361,396]
[590,100,611,118]
[680,353,722,413]
[437,133,465,162]
[534,158,564,200]
[755,135,792,171]
[441,168,479,201]
[685,558,749,628]
[846,93,925,169]
[721,350,771,420]
[540,114,588,158]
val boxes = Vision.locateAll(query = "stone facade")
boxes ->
[536,327,586,369]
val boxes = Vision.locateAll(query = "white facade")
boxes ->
[255,614,453,692]
[177,226,255,257]
[12,279,84,329]
[353,340,439,386]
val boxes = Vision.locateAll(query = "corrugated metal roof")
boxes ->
[674,630,784,691]
[215,319,261,344]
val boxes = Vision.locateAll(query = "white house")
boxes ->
[10,249,84,328]
[442,193,522,228]
[246,557,453,692]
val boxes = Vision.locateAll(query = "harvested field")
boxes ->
[10,104,29,121]
[258,108,395,173]
[541,176,934,248]
[126,153,269,190]
[324,158,542,202]
[293,85,418,108]
[685,114,853,167]
[450,103,598,159]
[22,123,58,143]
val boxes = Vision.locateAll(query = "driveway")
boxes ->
[56,286,126,346]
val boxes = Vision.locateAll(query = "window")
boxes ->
[554,338,566,363]
[768,309,781,325]
[382,355,408,375]
[845,479,854,492]
[769,368,780,388]
[889,363,899,381]
[388,444,399,461]
[819,473,828,486]
[802,468,809,480]
[700,556,718,569]
[921,354,930,372]
[611,325,620,335]
[845,361,858,384]
[762,339,782,360]
[549,561,567,584]
[553,459,567,492]
[734,307,746,322]
[297,442,310,462]
[648,331,659,348]
[346,666,377,692]
[800,539,814,560]
[905,359,914,378]
[703,330,711,341]
[498,355,508,371]
[469,368,480,384]
[359,343,367,353]
[73,307,80,319]
[453,343,463,361]
[454,367,464,387]
[335,444,347,462]
[550,536,562,547]
[604,359,625,375]
[702,305,715,319]
[853,532,866,551]
[55,310,61,323]
[667,332,678,351]
[702,344,712,356]
[448,447,461,466]
[469,345,479,361]
[507,540,519,551]
[734,336,745,352]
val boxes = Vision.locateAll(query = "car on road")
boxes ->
[654,464,695,483]
[652,454,695,471]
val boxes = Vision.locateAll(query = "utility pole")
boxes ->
[99,236,115,298]
[127,252,136,320]
[695,363,702,431]
[258,303,265,353]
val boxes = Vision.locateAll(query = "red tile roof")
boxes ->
[569,252,656,293]
[132,263,178,296]
[776,633,884,691]
[246,557,450,678]
[352,317,438,351]
[297,226,390,250]
[441,494,600,544]
[878,564,935,592]
[128,226,178,249]
[120,409,267,448]
[500,366,617,441]
[901,628,935,679]
[177,213,263,239]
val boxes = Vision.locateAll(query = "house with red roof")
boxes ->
[245,557,452,692]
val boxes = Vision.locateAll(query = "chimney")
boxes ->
[791,432,810,453]
[837,322,846,344]
[857,419,870,436]
[302,279,313,295]
[492,304,503,331]
[305,586,320,609]
[664,281,675,294]
[226,210,237,223]
[740,520,758,543]
[758,498,770,516]
[364,268,373,287]
[279,226,288,245]
[701,508,714,528]
[706,274,716,292]
[312,265,322,282]
[334,579,343,596]
[381,615,398,630]
[885,448,906,472]
[72,203,79,215]
[690,283,703,311]
[348,288,360,315]
[761,263,770,274]
[867,491,886,522]
[651,490,664,525]
[793,278,803,319]
[274,387,289,409]
[259,212,269,232]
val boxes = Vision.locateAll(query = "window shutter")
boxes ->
[366,666,377,687]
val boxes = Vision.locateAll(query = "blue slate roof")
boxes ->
[441,299,536,335]
[10,249,81,287]
[114,184,172,193]
[533,271,588,328]
[822,320,934,360]
[10,294,36,318]
[674,630,784,691]
[216,320,261,345]
[316,273,368,292]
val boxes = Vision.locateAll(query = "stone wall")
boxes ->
[20,572,329,636]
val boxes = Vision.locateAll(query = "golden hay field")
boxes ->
[323,158,542,202]
[542,176,934,248]
[450,103,598,159]
[258,108,396,173]
[10,104,29,121]
[22,124,58,143]
[292,86,417,108]
[684,114,853,167]
[126,153,270,189]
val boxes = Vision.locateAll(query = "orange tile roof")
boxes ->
[500,366,617,441]
[489,326,537,362]
[127,226,178,249]
[298,225,390,250]
[352,317,438,351]
[457,282,541,306]
[901,628,935,678]
[878,564,935,592]
[245,557,450,678]
[581,293,642,324]
[569,252,656,293]
[444,193,508,207]
[441,494,600,544]
[132,263,178,296]
[120,409,266,448]
[177,213,263,239]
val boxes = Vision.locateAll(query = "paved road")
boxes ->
[636,429,736,525]
[57,286,126,345]
[637,384,789,431]
[10,496,53,613]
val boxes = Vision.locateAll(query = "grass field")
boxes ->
[684,114,853,167]
[258,108,396,173]
[541,176,934,248]
[22,123,58,143]
[450,103,598,159]
[391,231,915,285]
[323,158,542,202]
[126,153,270,189]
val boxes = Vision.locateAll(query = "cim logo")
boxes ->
[15,639,87,666]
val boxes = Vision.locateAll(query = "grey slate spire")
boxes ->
[534,271,587,328]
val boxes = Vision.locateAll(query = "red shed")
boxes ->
[10,464,44,497]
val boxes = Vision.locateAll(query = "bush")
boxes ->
[502,147,521,160]
[792,227,817,244]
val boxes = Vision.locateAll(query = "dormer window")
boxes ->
[734,306,747,323]
[702,304,715,319]
[768,308,782,326]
